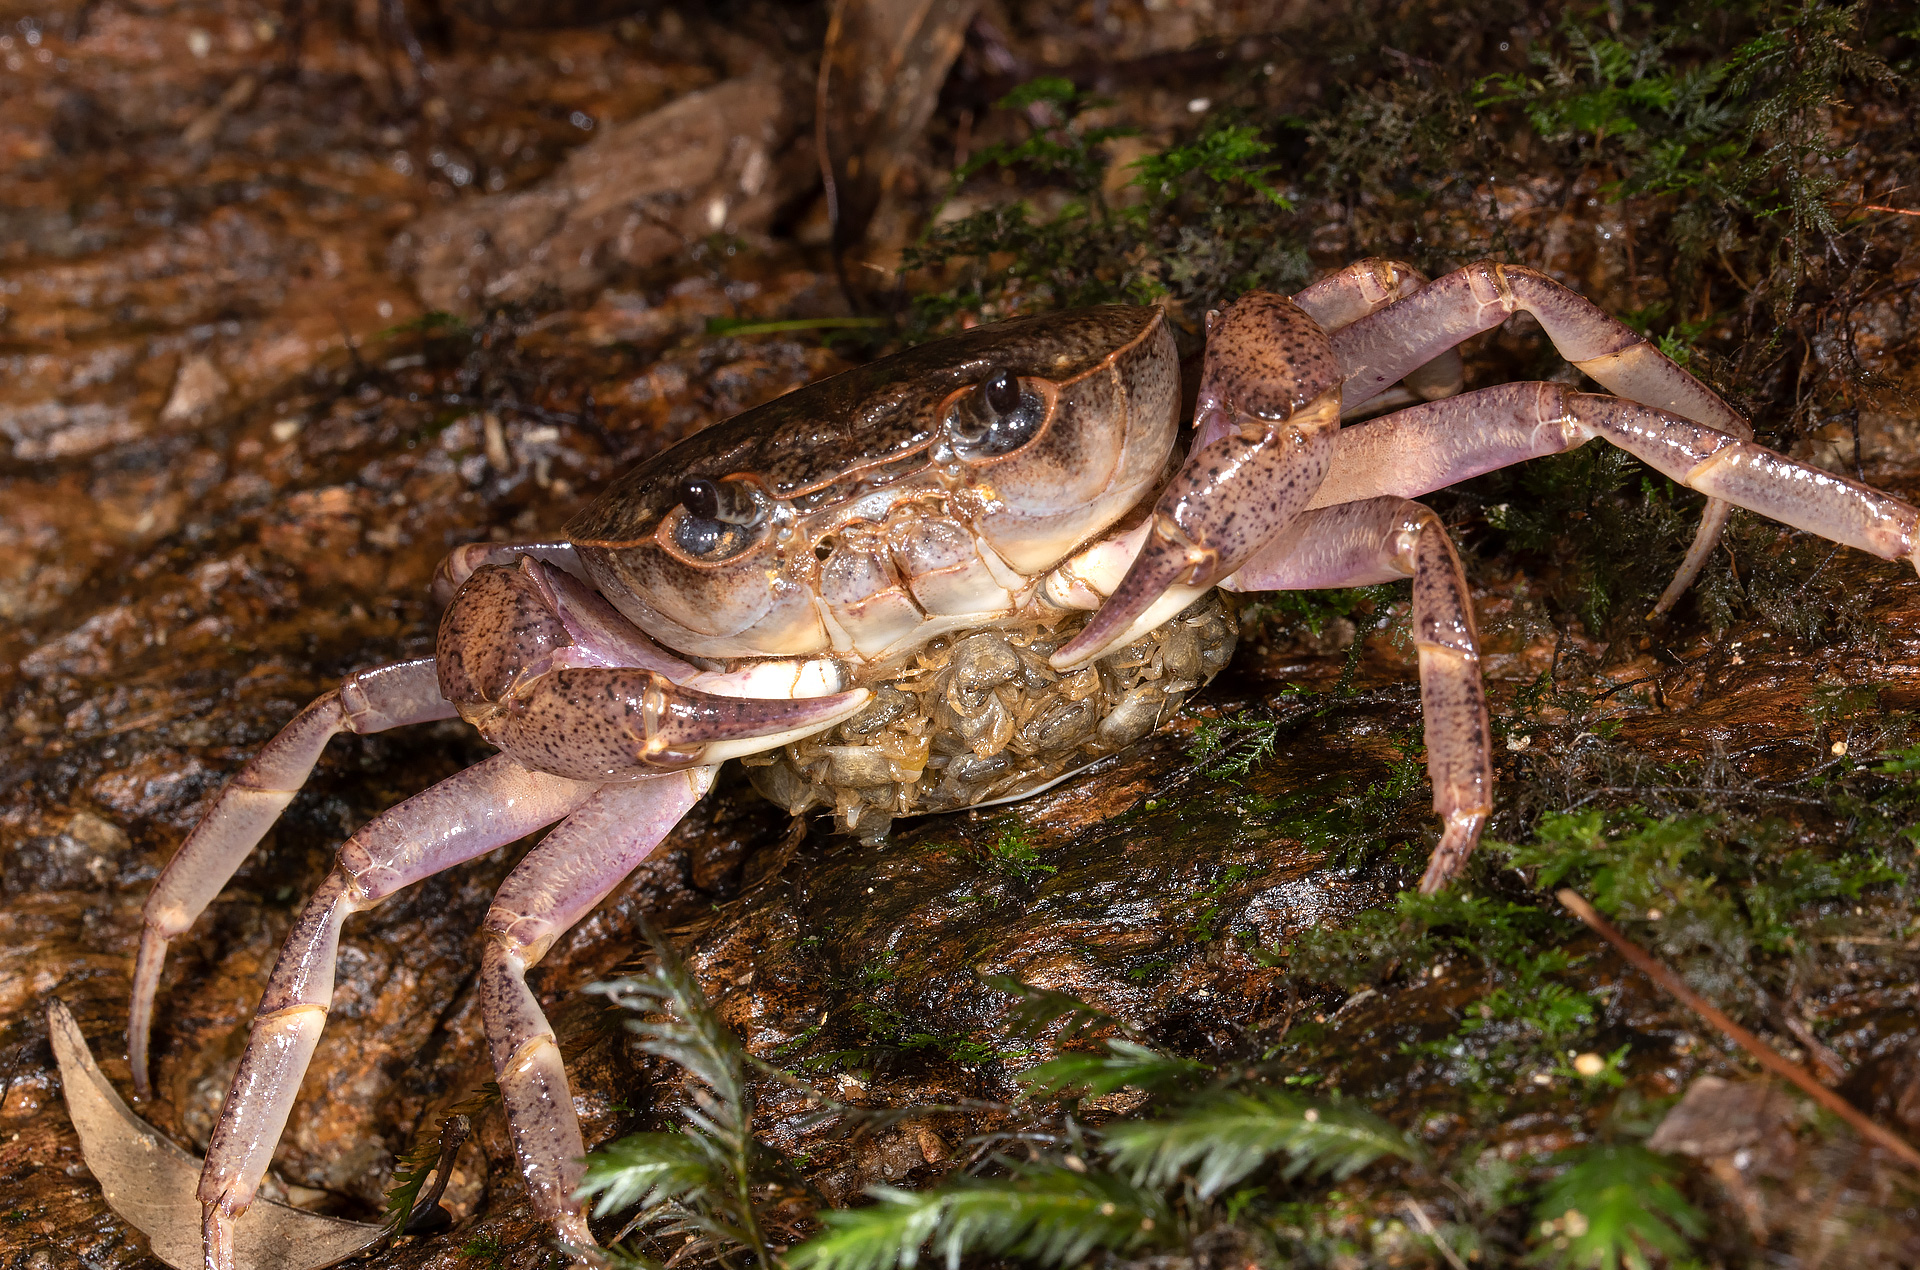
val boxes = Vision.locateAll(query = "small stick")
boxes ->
[1829,197,1920,218]
[1401,1198,1469,1270]
[1555,888,1920,1172]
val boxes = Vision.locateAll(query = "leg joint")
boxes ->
[1464,260,1517,310]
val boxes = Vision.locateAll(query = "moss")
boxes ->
[985,821,1055,882]
[901,77,1308,342]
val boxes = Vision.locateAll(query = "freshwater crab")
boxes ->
[62,259,1920,1270]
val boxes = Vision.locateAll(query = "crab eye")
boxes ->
[949,370,1045,458]
[983,369,1021,414]
[671,476,764,560]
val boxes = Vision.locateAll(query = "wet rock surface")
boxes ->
[2,3,1919,1268]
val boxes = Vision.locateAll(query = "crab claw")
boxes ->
[468,667,870,779]
[1052,292,1344,668]
[49,999,383,1270]
[439,558,870,779]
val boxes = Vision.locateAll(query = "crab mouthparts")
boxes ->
[49,999,385,1270]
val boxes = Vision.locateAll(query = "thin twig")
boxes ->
[1563,784,1834,811]
[1401,1198,1469,1270]
[438,392,585,428]
[1555,889,1920,1171]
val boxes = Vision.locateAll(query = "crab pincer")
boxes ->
[1051,292,1345,668]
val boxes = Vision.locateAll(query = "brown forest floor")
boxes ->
[3,2,1920,1268]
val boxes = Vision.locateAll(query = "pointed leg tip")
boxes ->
[1048,624,1112,672]
[202,1203,234,1270]
[555,1214,596,1259]
[1648,579,1689,618]
[1051,536,1202,671]
[1417,813,1486,893]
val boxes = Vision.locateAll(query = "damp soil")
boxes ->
[2,3,1919,1269]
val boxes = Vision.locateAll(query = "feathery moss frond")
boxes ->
[578,1131,728,1219]
[983,975,1124,1043]
[1104,1088,1423,1198]
[788,1165,1169,1270]
[1016,1040,1207,1102]
[592,947,748,1122]
[1529,1144,1706,1269]
[581,924,774,1268]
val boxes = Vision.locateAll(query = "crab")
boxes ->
[59,258,1920,1270]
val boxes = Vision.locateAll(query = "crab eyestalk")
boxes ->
[677,475,760,524]
[671,476,766,560]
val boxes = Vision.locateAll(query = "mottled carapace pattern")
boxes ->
[566,306,1164,539]
[561,304,1177,659]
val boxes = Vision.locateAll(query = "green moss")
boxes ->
[457,1231,506,1265]
[902,79,1310,340]
[984,822,1055,882]
[1530,1143,1707,1269]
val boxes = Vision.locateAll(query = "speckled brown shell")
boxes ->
[565,306,1163,544]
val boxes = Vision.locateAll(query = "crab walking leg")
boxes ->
[476,766,716,1250]
[1575,394,1920,567]
[131,658,456,1097]
[1307,382,1595,511]
[198,754,598,1270]
[1306,386,1920,571]
[1222,498,1492,891]
[1052,292,1343,668]
[1290,258,1464,406]
[1330,260,1754,613]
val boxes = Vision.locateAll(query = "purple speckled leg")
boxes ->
[475,766,716,1252]
[1053,292,1346,668]
[1223,498,1492,891]
[197,754,598,1270]
[1229,390,1920,889]
[1330,260,1753,614]
[1310,385,1920,571]
[1309,382,1594,511]
[131,658,457,1098]
[1575,393,1920,567]
[1290,258,1465,409]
